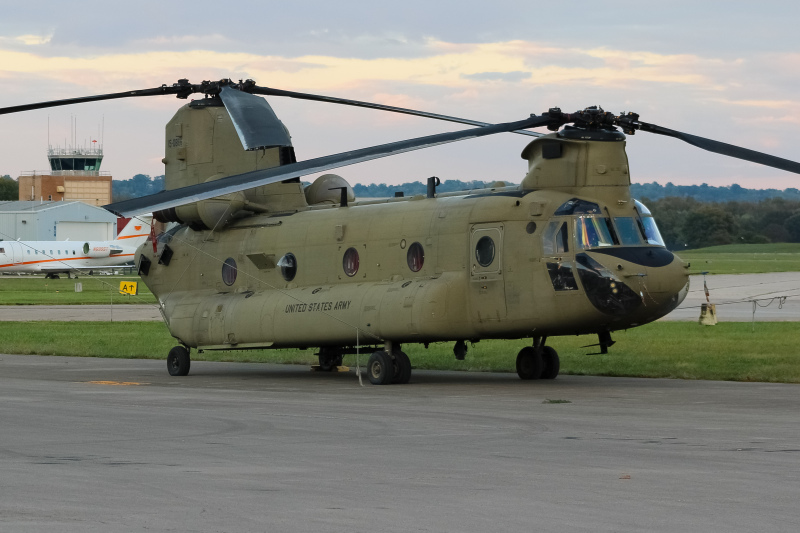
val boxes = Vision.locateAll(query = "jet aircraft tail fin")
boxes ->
[115,215,153,246]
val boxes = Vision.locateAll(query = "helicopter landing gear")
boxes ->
[541,346,560,380]
[516,347,543,380]
[516,338,560,380]
[367,342,411,385]
[167,345,191,376]
[367,350,393,385]
[392,349,412,384]
[317,347,343,371]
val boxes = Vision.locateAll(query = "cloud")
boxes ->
[2,35,798,189]
[0,38,746,102]
[461,71,531,82]
[0,33,53,46]
[714,98,797,109]
[131,33,233,47]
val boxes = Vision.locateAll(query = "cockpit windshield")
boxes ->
[614,217,642,245]
[575,216,617,249]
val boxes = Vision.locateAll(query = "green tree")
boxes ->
[0,175,18,201]
[681,205,739,248]
[643,196,700,250]
[785,212,800,243]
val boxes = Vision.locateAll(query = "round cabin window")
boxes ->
[475,236,495,267]
[407,242,424,272]
[222,257,238,286]
[343,247,360,277]
[278,253,297,281]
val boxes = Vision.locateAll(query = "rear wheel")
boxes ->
[516,346,543,380]
[367,350,394,385]
[167,346,191,376]
[392,350,412,384]
[318,348,343,371]
[541,346,560,379]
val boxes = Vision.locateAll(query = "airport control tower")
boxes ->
[18,140,112,206]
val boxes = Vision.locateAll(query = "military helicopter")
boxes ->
[4,79,800,384]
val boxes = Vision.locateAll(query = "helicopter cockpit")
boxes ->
[542,197,672,316]
[549,198,665,251]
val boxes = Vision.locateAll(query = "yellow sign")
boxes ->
[119,281,138,296]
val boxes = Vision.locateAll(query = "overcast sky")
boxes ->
[2,0,799,190]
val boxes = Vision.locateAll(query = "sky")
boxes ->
[1,0,799,190]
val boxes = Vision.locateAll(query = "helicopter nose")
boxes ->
[577,250,690,323]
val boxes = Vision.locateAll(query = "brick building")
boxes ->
[17,146,112,206]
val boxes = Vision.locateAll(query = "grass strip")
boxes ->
[0,276,157,305]
[1,321,798,383]
[678,243,800,275]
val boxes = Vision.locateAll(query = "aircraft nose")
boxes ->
[577,250,690,322]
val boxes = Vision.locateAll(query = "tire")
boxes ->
[318,348,342,371]
[367,350,394,385]
[392,350,412,384]
[167,346,191,376]
[516,346,543,380]
[541,346,560,379]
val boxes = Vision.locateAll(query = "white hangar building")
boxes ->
[0,201,118,242]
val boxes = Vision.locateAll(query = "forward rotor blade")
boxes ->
[219,86,292,150]
[249,85,542,138]
[106,114,554,217]
[0,86,182,115]
[638,122,800,175]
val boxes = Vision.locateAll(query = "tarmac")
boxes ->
[1,354,798,532]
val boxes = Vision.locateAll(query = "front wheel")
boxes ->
[167,346,191,376]
[367,350,394,385]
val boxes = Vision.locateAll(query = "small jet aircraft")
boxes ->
[0,216,152,278]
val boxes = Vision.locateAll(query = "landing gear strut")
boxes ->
[167,345,191,376]
[516,337,560,380]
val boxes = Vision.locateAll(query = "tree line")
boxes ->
[642,196,800,250]
[0,175,17,200]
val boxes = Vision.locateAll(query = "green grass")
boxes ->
[677,243,800,274]
[0,275,157,305]
[2,321,798,383]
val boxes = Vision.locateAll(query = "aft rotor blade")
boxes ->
[0,86,182,115]
[106,114,554,217]
[249,85,542,138]
[638,122,800,175]
[219,86,292,150]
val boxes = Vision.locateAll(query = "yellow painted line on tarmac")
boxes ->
[86,381,148,386]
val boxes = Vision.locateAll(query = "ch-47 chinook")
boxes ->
[4,79,800,384]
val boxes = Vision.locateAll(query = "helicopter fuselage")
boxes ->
[137,186,690,352]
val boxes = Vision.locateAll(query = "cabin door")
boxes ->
[469,224,507,323]
[11,242,22,264]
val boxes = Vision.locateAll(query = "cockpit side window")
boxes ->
[543,221,569,255]
[634,199,666,246]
